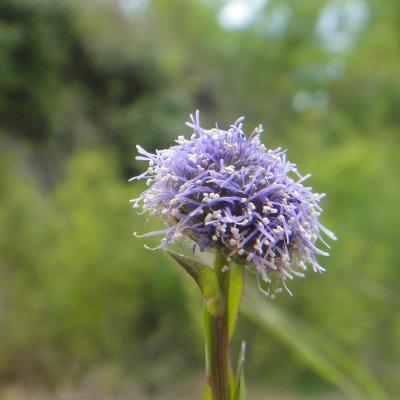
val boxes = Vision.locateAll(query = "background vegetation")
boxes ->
[0,0,399,398]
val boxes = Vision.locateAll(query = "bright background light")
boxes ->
[219,0,267,30]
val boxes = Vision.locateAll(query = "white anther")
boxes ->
[224,165,235,173]
[205,213,213,223]
[246,253,254,261]
[273,226,284,234]
[213,211,222,218]
[229,238,238,246]
[231,227,240,236]
[254,242,262,251]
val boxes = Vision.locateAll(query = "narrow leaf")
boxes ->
[167,250,224,316]
[167,250,207,287]
[228,264,244,340]
[234,341,246,400]
[203,383,212,400]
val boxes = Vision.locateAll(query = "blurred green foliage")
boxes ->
[0,0,399,397]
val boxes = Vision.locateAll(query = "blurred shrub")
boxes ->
[0,0,194,174]
[0,144,199,385]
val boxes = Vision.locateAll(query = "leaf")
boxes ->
[242,290,386,400]
[167,250,208,286]
[233,341,246,400]
[228,264,244,340]
[167,250,224,316]
[203,384,212,400]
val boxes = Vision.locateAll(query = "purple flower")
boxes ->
[131,111,336,296]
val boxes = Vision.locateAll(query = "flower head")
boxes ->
[131,111,336,295]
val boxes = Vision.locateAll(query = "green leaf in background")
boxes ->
[242,289,386,400]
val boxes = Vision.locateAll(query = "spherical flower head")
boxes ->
[131,111,336,296]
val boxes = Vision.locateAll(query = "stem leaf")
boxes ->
[228,264,244,341]
[234,341,247,400]
[167,250,224,315]
[203,384,212,400]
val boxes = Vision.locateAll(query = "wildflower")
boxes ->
[131,111,336,295]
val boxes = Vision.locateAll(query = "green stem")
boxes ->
[204,251,234,400]
[167,250,244,399]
